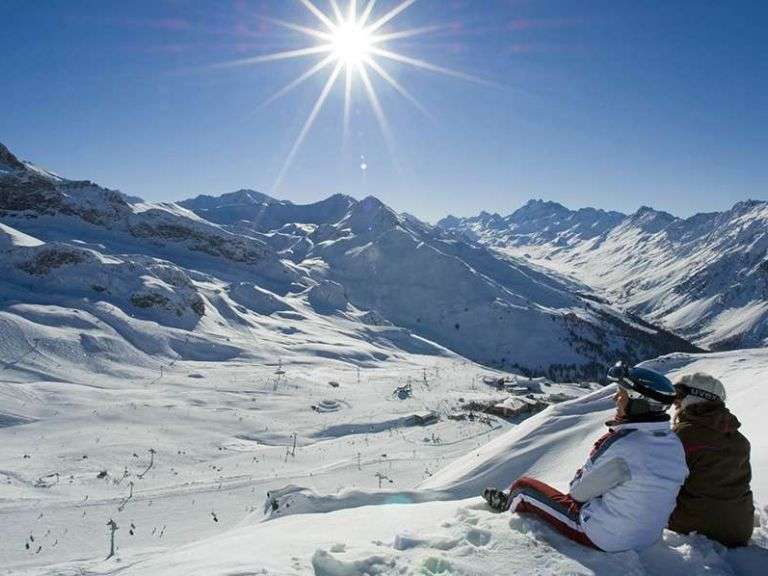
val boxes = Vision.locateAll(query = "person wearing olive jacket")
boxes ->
[668,373,754,547]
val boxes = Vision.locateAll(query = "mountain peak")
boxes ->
[436,214,460,225]
[523,198,568,210]
[0,142,26,172]
[320,193,357,209]
[179,189,279,213]
[327,192,355,201]
[219,189,278,206]
[509,199,571,220]
[342,195,401,233]
[731,199,767,214]
[632,205,675,220]
[627,206,677,233]
[358,195,387,209]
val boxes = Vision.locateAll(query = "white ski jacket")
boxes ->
[570,419,688,552]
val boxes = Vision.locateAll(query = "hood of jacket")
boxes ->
[675,401,741,434]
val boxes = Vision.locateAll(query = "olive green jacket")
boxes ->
[668,402,754,547]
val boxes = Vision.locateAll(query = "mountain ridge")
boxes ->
[440,197,768,350]
[0,142,701,380]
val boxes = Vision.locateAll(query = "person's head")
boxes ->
[673,373,726,410]
[607,362,676,419]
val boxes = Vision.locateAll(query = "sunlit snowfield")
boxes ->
[0,347,578,573]
[2,339,767,574]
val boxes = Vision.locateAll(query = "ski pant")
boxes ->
[507,476,599,550]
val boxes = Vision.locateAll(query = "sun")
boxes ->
[332,20,372,65]
[212,1,485,190]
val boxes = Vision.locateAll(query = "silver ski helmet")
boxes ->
[607,361,676,414]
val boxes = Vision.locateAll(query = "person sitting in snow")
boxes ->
[482,362,688,552]
[667,373,754,547]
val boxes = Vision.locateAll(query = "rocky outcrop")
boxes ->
[16,246,86,275]
[128,217,272,265]
[0,143,26,171]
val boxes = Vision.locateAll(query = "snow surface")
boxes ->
[0,341,588,575]
[2,349,765,576]
[0,223,44,248]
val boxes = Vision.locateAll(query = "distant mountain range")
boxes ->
[0,142,705,380]
[438,198,768,350]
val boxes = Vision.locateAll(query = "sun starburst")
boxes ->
[215,0,484,190]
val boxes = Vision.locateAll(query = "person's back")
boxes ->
[668,394,754,546]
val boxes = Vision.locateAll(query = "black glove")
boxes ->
[483,487,510,512]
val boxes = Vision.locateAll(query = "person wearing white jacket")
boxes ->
[483,362,689,552]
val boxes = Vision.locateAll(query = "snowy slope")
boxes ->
[13,349,762,576]
[0,301,600,575]
[66,498,767,576]
[439,199,768,350]
[422,348,768,503]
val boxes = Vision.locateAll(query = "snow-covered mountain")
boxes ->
[179,182,700,379]
[439,199,768,351]
[179,189,356,231]
[439,201,625,248]
[0,142,698,381]
[2,143,766,576]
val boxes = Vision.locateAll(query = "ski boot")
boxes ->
[483,487,510,512]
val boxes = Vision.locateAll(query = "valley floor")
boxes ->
[1,350,767,576]
[0,354,552,574]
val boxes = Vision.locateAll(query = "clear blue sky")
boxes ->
[1,1,766,221]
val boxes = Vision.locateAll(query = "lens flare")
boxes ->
[213,1,486,190]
